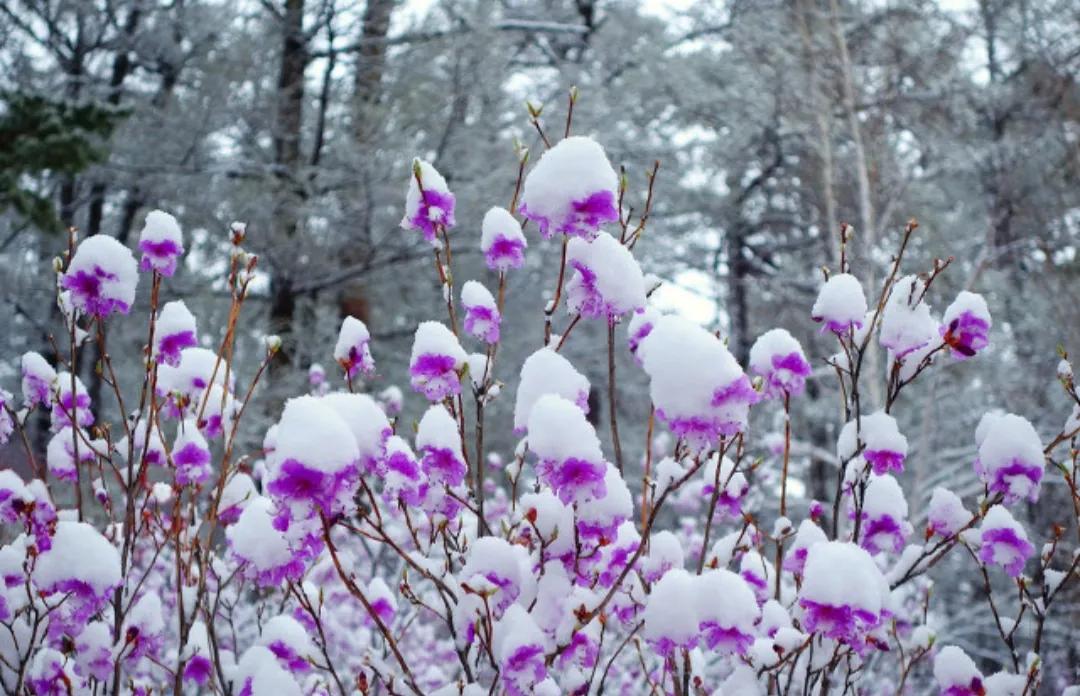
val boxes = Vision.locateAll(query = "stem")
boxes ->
[775,391,792,600]
[607,321,624,473]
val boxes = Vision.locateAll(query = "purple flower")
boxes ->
[538,457,606,506]
[800,599,882,647]
[942,292,991,360]
[750,329,812,398]
[860,513,908,555]
[974,413,1044,504]
[173,423,212,486]
[400,159,455,244]
[409,322,466,402]
[481,207,527,271]
[811,273,867,335]
[565,232,646,323]
[268,459,358,515]
[502,644,546,696]
[700,622,754,655]
[518,136,619,240]
[21,351,55,409]
[333,316,375,380]
[51,372,93,431]
[978,506,1033,578]
[183,655,213,686]
[137,210,185,276]
[62,235,138,318]
[461,281,501,344]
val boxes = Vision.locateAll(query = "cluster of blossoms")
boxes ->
[0,113,1077,696]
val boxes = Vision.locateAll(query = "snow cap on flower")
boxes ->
[409,321,467,402]
[481,206,527,271]
[977,505,1034,578]
[627,307,661,365]
[879,275,940,359]
[527,394,606,505]
[333,316,375,380]
[749,328,812,398]
[798,541,888,650]
[695,569,760,655]
[173,420,212,486]
[33,521,121,637]
[513,347,590,432]
[181,621,213,685]
[52,372,93,431]
[258,615,315,674]
[0,470,32,524]
[639,315,759,451]
[382,435,425,506]
[265,395,360,518]
[138,209,184,276]
[157,347,234,404]
[934,645,984,696]
[783,520,827,575]
[400,158,455,244]
[461,280,501,344]
[701,454,749,519]
[320,392,391,475]
[27,649,78,696]
[62,235,138,318]
[121,593,166,663]
[640,531,684,583]
[21,351,56,409]
[858,475,912,555]
[643,568,699,655]
[461,536,527,617]
[46,427,97,482]
[837,411,908,475]
[575,464,633,542]
[234,645,302,696]
[927,487,970,538]
[973,412,1044,504]
[417,405,467,487]
[942,291,991,360]
[218,473,257,524]
[496,605,548,696]
[519,136,619,239]
[226,496,306,587]
[565,231,646,322]
[812,273,868,334]
[154,300,198,367]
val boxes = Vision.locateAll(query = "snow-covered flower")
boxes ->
[837,411,908,475]
[181,622,213,686]
[879,275,940,359]
[696,570,759,655]
[333,316,375,380]
[527,394,607,505]
[927,487,970,538]
[218,473,257,525]
[798,542,887,651]
[259,615,315,674]
[321,392,392,476]
[382,435,425,506]
[513,347,590,433]
[154,300,198,366]
[417,405,467,487]
[481,206,527,271]
[173,420,212,486]
[137,210,184,276]
[497,605,548,696]
[643,568,699,655]
[121,593,165,663]
[783,520,827,576]
[265,396,360,519]
[565,231,646,322]
[32,521,122,638]
[461,280,501,344]
[973,412,1044,504]
[46,427,97,481]
[62,235,138,317]
[227,496,309,587]
[977,505,1034,578]
[749,328,812,398]
[409,321,467,402]
[639,315,759,451]
[933,645,985,696]
[461,537,528,617]
[519,136,619,239]
[857,475,912,555]
[21,351,56,409]
[51,372,93,431]
[942,291,991,359]
[626,307,660,365]
[812,273,868,334]
[701,455,749,519]
[400,159,455,244]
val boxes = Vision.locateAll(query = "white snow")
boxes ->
[268,396,359,475]
[226,497,294,574]
[811,273,868,331]
[513,348,590,432]
[320,392,390,464]
[799,541,887,616]
[933,645,982,691]
[64,235,139,313]
[33,521,121,596]
[333,316,374,376]
[642,568,698,647]
[565,231,646,318]
[879,275,939,357]
[927,487,970,537]
[519,136,618,238]
[526,394,603,466]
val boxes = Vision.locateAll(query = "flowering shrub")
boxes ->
[0,106,1078,696]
